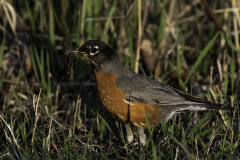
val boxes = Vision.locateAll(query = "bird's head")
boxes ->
[74,40,117,68]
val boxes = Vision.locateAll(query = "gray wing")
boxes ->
[115,69,232,122]
[115,70,212,106]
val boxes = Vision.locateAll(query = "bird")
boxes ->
[66,40,233,146]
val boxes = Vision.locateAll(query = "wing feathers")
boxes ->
[116,70,219,107]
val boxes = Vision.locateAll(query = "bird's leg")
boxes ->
[124,123,134,143]
[137,126,147,147]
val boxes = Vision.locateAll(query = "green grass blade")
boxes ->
[157,4,166,44]
[30,46,40,83]
[188,111,217,137]
[85,0,93,39]
[101,1,117,41]
[220,32,240,55]
[184,32,220,85]
[128,27,135,71]
[166,132,191,160]
[94,0,103,17]
[24,0,36,32]
[12,89,29,124]
[76,4,81,46]
[46,51,52,106]
[145,105,157,159]
[83,126,93,159]
[52,6,64,33]
[177,45,185,88]
[48,3,55,46]
[97,112,116,138]
[231,52,235,94]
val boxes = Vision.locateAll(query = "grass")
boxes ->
[0,0,240,159]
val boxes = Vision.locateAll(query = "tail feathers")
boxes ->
[172,88,237,111]
[177,102,235,111]
[198,101,240,111]
[160,103,237,122]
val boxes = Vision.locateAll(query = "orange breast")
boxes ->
[94,69,162,128]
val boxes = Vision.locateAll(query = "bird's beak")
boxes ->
[73,48,88,57]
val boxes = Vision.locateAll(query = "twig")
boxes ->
[210,66,213,84]
[209,88,229,130]
[77,98,82,130]
[200,0,234,57]
[207,133,219,154]
[231,0,240,30]
[0,1,17,36]
[0,115,20,159]
[174,146,179,160]
[177,7,240,24]
[217,60,223,82]
[73,95,80,133]
[0,115,20,149]
[231,0,240,69]
[164,41,178,71]
[46,117,53,151]
[31,88,42,150]
[200,0,225,33]
[45,105,63,128]
[195,138,199,160]
[134,0,142,73]
[168,0,176,20]
[213,7,240,14]
[230,95,236,144]
[54,84,61,112]
[84,104,87,136]
[231,0,240,51]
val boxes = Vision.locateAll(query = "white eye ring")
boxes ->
[90,46,99,55]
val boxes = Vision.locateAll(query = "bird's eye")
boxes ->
[90,48,98,53]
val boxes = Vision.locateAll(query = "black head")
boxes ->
[76,40,118,68]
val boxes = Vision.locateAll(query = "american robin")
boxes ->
[67,40,232,146]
